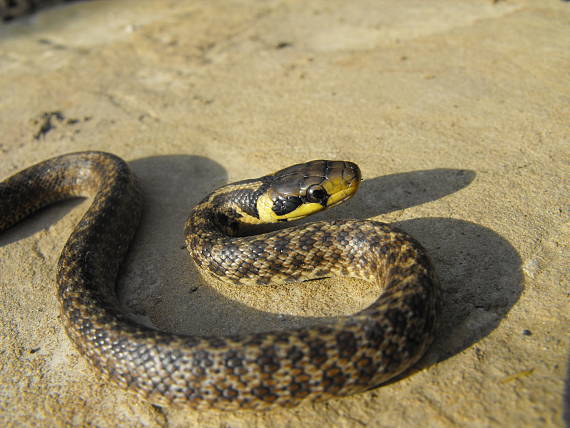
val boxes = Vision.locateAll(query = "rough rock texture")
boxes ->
[0,0,568,426]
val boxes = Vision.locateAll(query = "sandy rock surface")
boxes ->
[0,0,568,426]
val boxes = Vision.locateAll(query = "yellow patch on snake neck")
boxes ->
[257,194,324,223]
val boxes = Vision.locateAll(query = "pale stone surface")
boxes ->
[0,0,568,426]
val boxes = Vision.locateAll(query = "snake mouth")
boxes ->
[324,161,361,208]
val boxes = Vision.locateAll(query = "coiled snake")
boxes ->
[0,152,439,410]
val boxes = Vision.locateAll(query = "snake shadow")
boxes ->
[324,167,478,220]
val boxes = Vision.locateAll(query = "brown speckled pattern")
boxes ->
[0,152,439,410]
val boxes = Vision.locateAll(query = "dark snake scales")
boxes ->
[0,152,439,410]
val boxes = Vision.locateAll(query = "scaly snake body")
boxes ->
[0,152,439,410]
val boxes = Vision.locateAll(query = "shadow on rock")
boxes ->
[118,154,228,328]
[0,197,83,246]
[326,168,476,220]
[394,217,522,365]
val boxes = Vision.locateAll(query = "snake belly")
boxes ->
[0,151,439,410]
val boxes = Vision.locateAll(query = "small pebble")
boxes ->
[523,259,539,278]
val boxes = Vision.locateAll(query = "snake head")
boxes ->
[257,160,361,223]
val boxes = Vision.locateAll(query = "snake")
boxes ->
[0,0,69,21]
[0,151,439,410]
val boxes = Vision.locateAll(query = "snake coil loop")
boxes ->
[0,152,439,410]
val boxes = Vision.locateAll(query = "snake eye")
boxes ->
[306,185,328,204]
[273,196,303,216]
